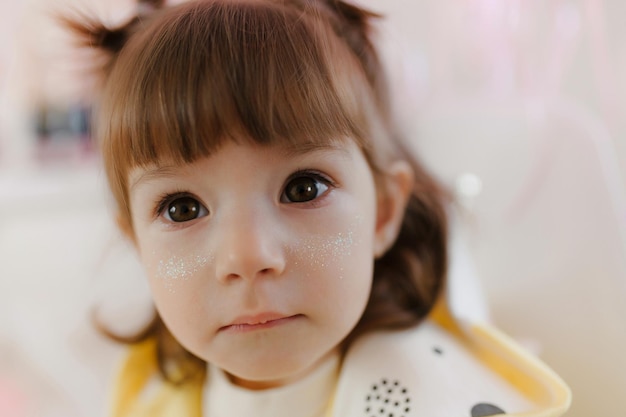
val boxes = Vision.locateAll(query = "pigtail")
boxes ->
[60,0,165,76]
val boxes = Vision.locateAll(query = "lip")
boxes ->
[219,313,303,333]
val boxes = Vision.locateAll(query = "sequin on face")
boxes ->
[156,253,211,292]
[288,217,363,280]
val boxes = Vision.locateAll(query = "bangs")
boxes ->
[99,0,378,174]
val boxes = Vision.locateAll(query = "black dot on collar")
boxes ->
[471,403,506,416]
[365,378,411,417]
[433,346,444,355]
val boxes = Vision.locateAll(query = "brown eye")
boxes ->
[283,176,329,203]
[165,197,207,222]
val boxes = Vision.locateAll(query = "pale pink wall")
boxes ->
[365,2,626,417]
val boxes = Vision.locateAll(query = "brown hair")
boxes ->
[68,0,448,385]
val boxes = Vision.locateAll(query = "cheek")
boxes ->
[148,252,213,293]
[288,215,375,306]
[138,247,216,347]
[289,228,357,277]
[288,215,369,266]
[138,241,215,324]
[136,230,214,292]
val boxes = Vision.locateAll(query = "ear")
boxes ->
[373,160,414,258]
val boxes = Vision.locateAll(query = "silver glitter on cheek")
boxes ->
[319,230,354,257]
[290,225,360,280]
[155,253,211,292]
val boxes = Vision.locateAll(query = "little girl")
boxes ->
[68,0,570,416]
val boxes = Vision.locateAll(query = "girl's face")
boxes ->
[128,139,386,389]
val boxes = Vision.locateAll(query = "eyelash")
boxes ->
[287,169,333,183]
[153,190,198,219]
[151,169,337,221]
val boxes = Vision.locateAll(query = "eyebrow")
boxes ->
[130,141,351,190]
[280,141,351,158]
[130,166,180,190]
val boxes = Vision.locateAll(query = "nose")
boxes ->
[214,207,286,283]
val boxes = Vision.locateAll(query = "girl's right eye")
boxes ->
[162,196,208,223]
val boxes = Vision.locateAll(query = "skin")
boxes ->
[127,139,412,390]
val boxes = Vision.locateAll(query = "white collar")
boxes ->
[331,321,536,417]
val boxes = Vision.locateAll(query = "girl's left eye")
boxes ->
[281,174,330,203]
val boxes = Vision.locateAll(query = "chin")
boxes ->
[220,348,330,389]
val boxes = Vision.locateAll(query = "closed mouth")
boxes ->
[219,314,303,333]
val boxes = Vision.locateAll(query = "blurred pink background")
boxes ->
[1,1,625,416]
